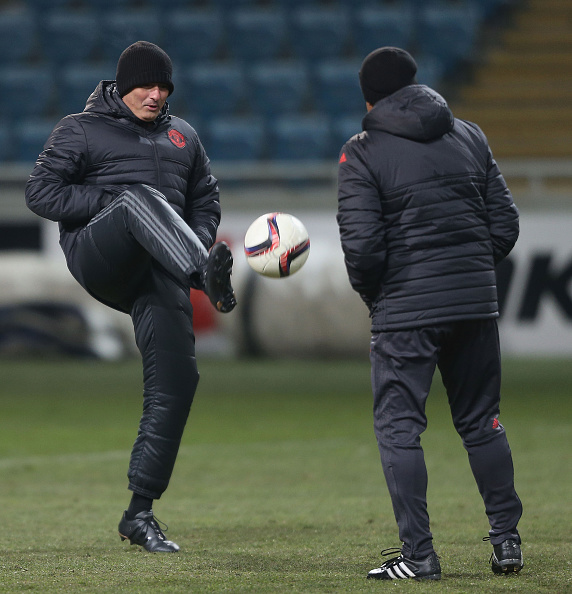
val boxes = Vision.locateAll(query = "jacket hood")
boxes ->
[83,80,169,125]
[362,84,454,142]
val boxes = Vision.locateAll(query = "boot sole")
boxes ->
[367,572,441,581]
[207,243,236,313]
[492,562,523,574]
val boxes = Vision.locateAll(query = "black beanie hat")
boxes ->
[359,47,417,105]
[116,41,174,97]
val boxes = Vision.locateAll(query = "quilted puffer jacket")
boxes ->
[26,80,220,271]
[337,84,519,332]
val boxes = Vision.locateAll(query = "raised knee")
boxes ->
[122,183,168,204]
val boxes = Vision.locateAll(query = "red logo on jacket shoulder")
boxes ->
[168,129,186,148]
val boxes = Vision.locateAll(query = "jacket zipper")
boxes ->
[146,129,162,193]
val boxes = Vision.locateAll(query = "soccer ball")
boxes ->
[244,212,310,278]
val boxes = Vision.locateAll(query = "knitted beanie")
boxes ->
[116,41,174,97]
[359,47,417,105]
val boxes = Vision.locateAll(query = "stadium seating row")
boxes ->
[21,0,511,14]
[3,3,482,71]
[0,56,442,120]
[1,113,365,163]
[0,0,514,163]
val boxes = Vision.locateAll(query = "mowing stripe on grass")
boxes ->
[0,450,129,470]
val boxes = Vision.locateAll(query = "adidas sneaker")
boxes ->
[367,549,441,581]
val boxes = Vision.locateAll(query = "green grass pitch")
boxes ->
[0,356,570,593]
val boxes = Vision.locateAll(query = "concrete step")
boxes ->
[454,106,572,125]
[514,11,572,31]
[503,30,572,51]
[527,0,572,8]
[489,139,572,159]
[456,83,572,107]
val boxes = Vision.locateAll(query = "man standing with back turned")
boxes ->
[26,41,236,552]
[336,47,523,580]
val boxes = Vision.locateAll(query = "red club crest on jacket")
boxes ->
[168,129,186,148]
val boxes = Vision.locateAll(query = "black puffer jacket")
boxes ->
[26,81,220,270]
[337,84,519,331]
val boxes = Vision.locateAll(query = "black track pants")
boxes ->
[69,184,209,499]
[370,319,522,559]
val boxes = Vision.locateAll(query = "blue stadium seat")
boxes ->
[163,65,187,116]
[38,11,100,64]
[162,10,224,64]
[81,0,131,10]
[25,0,78,10]
[417,3,481,72]
[247,61,309,117]
[0,9,36,64]
[226,9,288,61]
[313,61,363,117]
[336,0,387,6]
[181,63,246,118]
[331,113,363,152]
[0,123,13,162]
[150,0,204,7]
[415,55,445,90]
[268,0,320,7]
[13,119,57,163]
[205,117,265,161]
[0,67,54,118]
[209,0,258,8]
[268,115,331,161]
[101,10,162,63]
[467,0,507,20]
[290,8,351,61]
[353,6,415,57]
[58,65,113,116]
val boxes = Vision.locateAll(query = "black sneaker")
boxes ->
[491,539,524,574]
[204,241,236,313]
[367,549,441,580]
[118,510,179,553]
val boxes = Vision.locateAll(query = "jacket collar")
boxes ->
[83,80,170,128]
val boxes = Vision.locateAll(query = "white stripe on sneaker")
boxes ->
[386,567,397,579]
[398,561,416,578]
[384,561,416,579]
